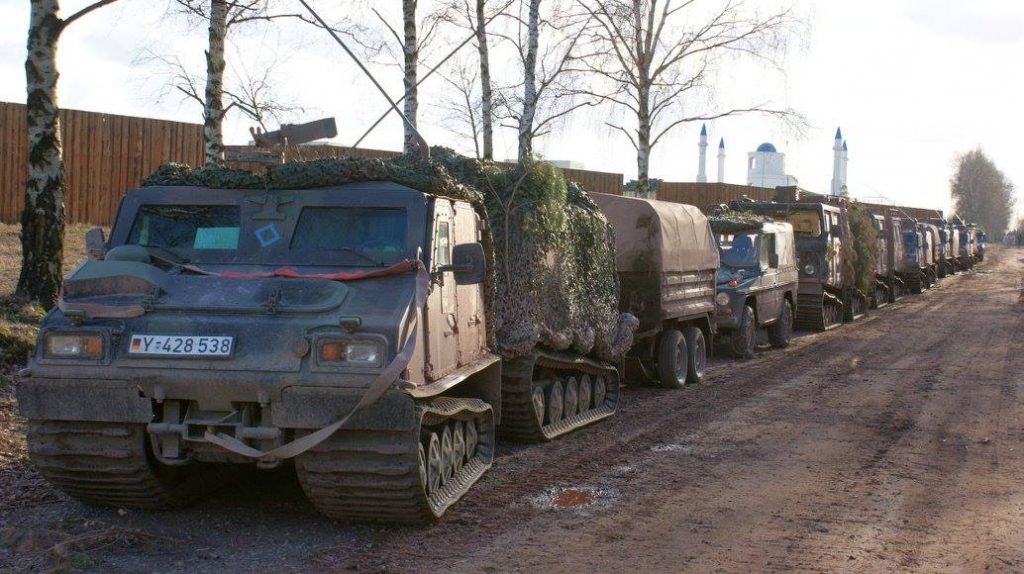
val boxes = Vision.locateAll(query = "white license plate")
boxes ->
[129,335,233,357]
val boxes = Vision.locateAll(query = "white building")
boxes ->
[747,142,798,189]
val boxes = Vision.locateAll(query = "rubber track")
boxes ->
[873,278,890,309]
[906,272,923,294]
[295,397,493,524]
[794,292,841,332]
[26,420,211,509]
[498,351,619,443]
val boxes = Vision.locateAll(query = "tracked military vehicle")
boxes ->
[734,200,868,331]
[708,218,798,358]
[17,156,637,523]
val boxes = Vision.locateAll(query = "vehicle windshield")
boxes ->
[127,205,240,251]
[124,203,410,266]
[754,209,822,238]
[290,207,406,254]
[717,233,760,268]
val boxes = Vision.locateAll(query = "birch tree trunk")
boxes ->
[203,0,228,166]
[402,0,419,155]
[475,0,494,160]
[636,83,651,198]
[18,0,66,308]
[517,0,541,163]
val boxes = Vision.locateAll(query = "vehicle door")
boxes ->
[757,231,782,325]
[452,202,487,368]
[424,200,459,380]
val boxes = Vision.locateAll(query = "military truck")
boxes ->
[733,200,867,331]
[923,218,955,277]
[900,220,931,293]
[920,222,941,286]
[870,212,906,307]
[590,193,718,387]
[708,218,798,358]
[17,157,638,524]
[951,218,976,271]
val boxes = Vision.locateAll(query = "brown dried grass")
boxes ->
[0,223,96,298]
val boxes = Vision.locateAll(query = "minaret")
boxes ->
[841,140,849,193]
[697,123,708,183]
[830,127,843,196]
[716,138,725,183]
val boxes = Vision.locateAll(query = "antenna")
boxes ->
[297,0,430,160]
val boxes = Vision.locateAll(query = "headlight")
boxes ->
[43,332,104,358]
[317,338,384,367]
[715,292,730,306]
[803,264,816,275]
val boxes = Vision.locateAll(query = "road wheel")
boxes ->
[577,374,592,412]
[563,377,579,417]
[730,306,756,359]
[546,380,564,425]
[768,300,793,349]
[684,326,708,384]
[656,329,687,389]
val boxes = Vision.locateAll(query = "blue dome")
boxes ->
[756,142,777,153]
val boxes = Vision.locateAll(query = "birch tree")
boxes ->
[496,0,593,163]
[579,0,800,197]
[18,0,123,308]
[171,0,360,164]
[438,0,509,160]
[367,2,448,155]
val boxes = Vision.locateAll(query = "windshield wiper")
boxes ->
[139,244,191,266]
[338,247,385,267]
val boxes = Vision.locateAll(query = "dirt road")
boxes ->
[2,247,1022,573]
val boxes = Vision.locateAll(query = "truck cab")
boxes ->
[710,220,798,358]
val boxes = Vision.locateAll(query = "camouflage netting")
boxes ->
[708,210,771,234]
[143,148,636,362]
[842,201,881,295]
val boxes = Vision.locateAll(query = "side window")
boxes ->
[435,221,451,267]
[762,234,776,267]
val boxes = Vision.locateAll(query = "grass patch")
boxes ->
[0,223,98,374]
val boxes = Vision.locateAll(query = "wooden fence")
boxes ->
[656,182,774,211]
[0,102,204,225]
[0,101,626,225]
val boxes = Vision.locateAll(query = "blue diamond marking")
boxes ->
[255,223,281,247]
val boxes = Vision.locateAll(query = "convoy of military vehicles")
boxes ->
[15,152,987,524]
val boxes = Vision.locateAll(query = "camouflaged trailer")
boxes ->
[709,219,798,359]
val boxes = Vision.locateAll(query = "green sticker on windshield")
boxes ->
[193,227,240,249]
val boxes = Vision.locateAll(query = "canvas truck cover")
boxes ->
[590,193,719,273]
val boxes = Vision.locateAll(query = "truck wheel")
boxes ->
[768,300,793,349]
[730,306,756,359]
[684,326,708,384]
[657,329,688,389]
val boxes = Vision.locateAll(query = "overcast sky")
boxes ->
[1,0,1021,221]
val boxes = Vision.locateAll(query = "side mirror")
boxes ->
[768,252,779,269]
[438,243,486,285]
[85,227,107,260]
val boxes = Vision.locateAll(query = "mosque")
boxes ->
[696,124,849,196]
